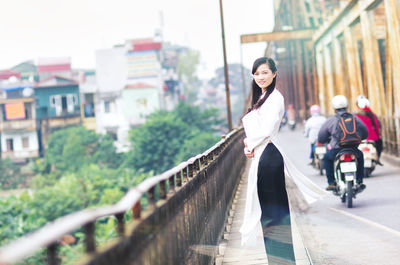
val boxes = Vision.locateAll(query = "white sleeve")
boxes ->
[245,94,283,151]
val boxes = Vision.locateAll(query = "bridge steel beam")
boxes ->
[313,0,400,156]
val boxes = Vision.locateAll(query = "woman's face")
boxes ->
[253,63,276,91]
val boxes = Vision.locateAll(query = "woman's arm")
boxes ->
[245,94,283,151]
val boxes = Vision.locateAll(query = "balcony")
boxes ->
[0,119,36,132]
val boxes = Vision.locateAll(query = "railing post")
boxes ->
[169,174,176,193]
[188,163,194,178]
[133,201,141,219]
[115,213,125,236]
[160,180,167,200]
[176,171,183,187]
[46,243,59,265]
[84,222,96,253]
[148,187,156,209]
[183,167,189,182]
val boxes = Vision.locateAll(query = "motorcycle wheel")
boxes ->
[319,160,324,176]
[341,194,346,203]
[347,181,353,208]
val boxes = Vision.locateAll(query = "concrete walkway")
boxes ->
[217,160,311,265]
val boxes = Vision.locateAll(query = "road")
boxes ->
[277,124,400,265]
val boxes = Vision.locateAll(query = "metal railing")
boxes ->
[0,128,246,265]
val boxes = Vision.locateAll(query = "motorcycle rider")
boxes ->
[286,104,296,130]
[318,95,369,191]
[304,105,326,165]
[355,95,383,164]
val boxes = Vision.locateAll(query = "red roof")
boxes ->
[37,64,71,73]
[129,39,162,51]
[125,82,155,89]
[35,75,77,88]
[0,70,21,80]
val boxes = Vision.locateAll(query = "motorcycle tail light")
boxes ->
[362,147,370,152]
[339,153,355,161]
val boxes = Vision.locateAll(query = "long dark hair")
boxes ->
[364,110,378,132]
[248,57,277,113]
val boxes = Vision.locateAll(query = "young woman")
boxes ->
[355,96,383,160]
[240,57,326,264]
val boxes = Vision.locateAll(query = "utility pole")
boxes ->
[219,0,233,131]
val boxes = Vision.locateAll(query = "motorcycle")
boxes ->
[313,142,326,176]
[332,148,364,208]
[288,119,296,130]
[280,115,288,130]
[358,140,378,178]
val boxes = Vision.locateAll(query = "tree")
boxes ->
[175,132,219,163]
[172,101,223,133]
[124,103,225,174]
[125,113,192,174]
[0,158,22,189]
[41,126,121,175]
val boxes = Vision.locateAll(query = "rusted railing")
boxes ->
[0,128,246,265]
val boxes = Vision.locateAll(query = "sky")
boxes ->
[0,0,275,79]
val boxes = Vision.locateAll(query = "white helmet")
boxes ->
[357,98,370,109]
[356,95,370,109]
[331,95,348,109]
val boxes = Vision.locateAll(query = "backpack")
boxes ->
[336,112,362,147]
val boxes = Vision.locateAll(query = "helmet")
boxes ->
[331,95,348,109]
[310,105,321,114]
[357,97,370,109]
[356,95,367,102]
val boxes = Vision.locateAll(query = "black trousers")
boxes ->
[257,143,295,264]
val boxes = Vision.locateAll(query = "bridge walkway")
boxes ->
[218,160,311,265]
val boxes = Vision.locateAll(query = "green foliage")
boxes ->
[125,113,191,174]
[35,126,122,177]
[0,158,22,189]
[175,132,219,163]
[0,101,223,264]
[173,102,222,133]
[126,103,223,174]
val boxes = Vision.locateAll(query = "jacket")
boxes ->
[304,114,327,144]
[355,112,381,141]
[317,109,368,149]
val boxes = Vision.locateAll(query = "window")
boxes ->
[136,98,148,110]
[104,101,110,113]
[22,137,29,148]
[6,138,14,152]
[50,96,56,107]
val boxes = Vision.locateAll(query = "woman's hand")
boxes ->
[243,138,254,158]
[244,147,254,158]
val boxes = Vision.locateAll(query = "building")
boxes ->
[34,76,81,152]
[37,57,72,81]
[95,38,164,152]
[122,83,160,126]
[78,70,97,131]
[0,77,39,161]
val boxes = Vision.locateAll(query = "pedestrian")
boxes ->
[354,95,383,162]
[240,57,326,264]
[304,105,326,164]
